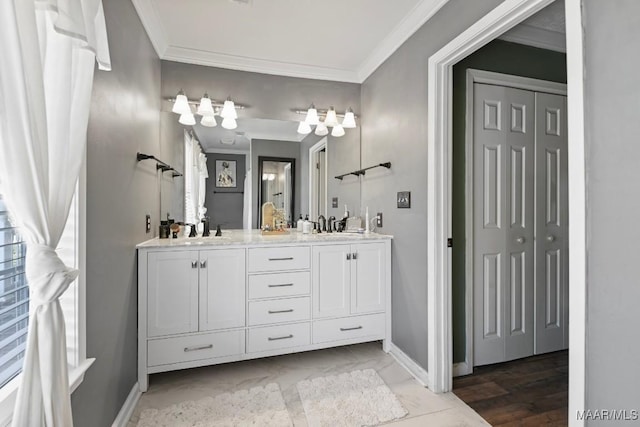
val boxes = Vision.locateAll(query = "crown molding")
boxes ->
[499,23,566,52]
[356,0,450,82]
[132,0,169,57]
[162,45,361,83]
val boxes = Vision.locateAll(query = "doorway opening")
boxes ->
[425,0,586,423]
[309,138,328,220]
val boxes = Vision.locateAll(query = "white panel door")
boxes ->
[312,245,350,318]
[473,83,535,366]
[534,92,569,354]
[351,242,386,314]
[147,251,199,337]
[199,248,246,331]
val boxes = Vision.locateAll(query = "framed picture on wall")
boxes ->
[215,160,236,188]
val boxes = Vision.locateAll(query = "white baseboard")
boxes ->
[389,343,430,387]
[453,361,472,377]
[112,382,141,427]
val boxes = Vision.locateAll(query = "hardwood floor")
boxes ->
[453,351,568,426]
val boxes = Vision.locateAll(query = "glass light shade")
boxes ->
[304,105,320,125]
[324,107,339,127]
[342,108,356,128]
[315,122,328,136]
[179,112,196,126]
[172,92,191,115]
[197,94,215,116]
[220,99,238,119]
[331,124,345,137]
[201,115,217,127]
[297,121,312,135]
[221,117,238,130]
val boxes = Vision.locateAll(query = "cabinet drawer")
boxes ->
[248,246,310,272]
[249,272,310,299]
[313,313,385,345]
[248,296,310,326]
[147,330,244,367]
[247,322,310,353]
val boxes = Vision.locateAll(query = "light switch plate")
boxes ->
[397,191,411,208]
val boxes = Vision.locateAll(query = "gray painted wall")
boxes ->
[583,0,640,417]
[360,0,503,369]
[299,133,327,216]
[160,61,361,225]
[70,0,161,425]
[251,139,301,227]
[205,152,246,229]
[451,40,567,363]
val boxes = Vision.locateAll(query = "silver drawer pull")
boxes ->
[268,257,294,261]
[268,283,294,288]
[183,344,213,352]
[340,326,363,332]
[268,334,293,341]
[268,309,294,314]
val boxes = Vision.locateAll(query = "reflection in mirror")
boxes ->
[258,157,295,228]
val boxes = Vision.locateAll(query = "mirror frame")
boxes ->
[257,156,296,228]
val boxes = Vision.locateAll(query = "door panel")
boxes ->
[312,245,350,318]
[147,251,198,337]
[351,243,385,314]
[474,83,535,366]
[199,248,246,331]
[535,92,569,354]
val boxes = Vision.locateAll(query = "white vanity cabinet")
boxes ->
[312,242,387,346]
[137,232,391,393]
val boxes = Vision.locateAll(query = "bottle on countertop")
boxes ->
[302,215,311,234]
[297,214,304,232]
[344,204,350,219]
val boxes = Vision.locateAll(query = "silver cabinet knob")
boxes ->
[547,235,555,242]
[516,237,525,244]
[191,261,198,269]
[200,260,207,268]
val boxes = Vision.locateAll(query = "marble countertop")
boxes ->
[137,229,392,249]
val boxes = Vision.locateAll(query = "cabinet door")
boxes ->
[147,251,199,337]
[199,248,246,331]
[312,245,350,319]
[351,243,386,314]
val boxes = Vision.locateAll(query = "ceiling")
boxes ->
[193,118,304,152]
[132,0,449,83]
[500,0,566,52]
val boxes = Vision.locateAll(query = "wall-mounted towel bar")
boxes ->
[137,152,183,177]
[335,162,391,180]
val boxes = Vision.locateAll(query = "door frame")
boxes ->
[459,69,567,377]
[426,0,587,424]
[309,137,328,219]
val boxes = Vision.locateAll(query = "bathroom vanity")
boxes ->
[136,230,392,392]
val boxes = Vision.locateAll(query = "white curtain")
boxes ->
[198,152,208,220]
[0,1,110,426]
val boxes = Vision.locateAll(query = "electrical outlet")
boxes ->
[332,197,338,208]
[145,214,151,233]
[376,212,383,228]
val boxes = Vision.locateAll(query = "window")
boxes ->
[0,196,28,388]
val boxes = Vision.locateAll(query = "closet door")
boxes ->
[534,93,569,354]
[473,83,535,366]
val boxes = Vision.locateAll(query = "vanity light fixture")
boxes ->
[172,90,191,115]
[169,91,246,128]
[331,124,345,137]
[220,98,238,120]
[296,104,357,137]
[315,122,328,136]
[221,117,238,130]
[197,93,215,116]
[201,115,217,127]
[304,104,320,125]
[342,108,356,128]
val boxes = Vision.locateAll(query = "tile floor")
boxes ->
[127,342,489,426]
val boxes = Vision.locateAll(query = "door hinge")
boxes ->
[447,238,453,248]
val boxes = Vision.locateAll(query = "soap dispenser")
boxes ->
[297,214,303,232]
